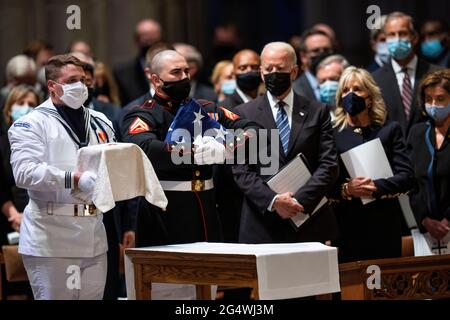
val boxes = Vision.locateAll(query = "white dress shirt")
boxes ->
[391,55,418,92]
[235,87,251,104]
[267,89,294,128]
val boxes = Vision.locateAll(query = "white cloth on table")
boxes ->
[72,142,168,212]
[125,242,340,300]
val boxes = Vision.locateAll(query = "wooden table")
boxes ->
[126,249,259,300]
[339,254,450,300]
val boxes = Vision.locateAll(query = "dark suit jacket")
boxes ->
[192,82,217,101]
[232,92,339,244]
[221,92,244,109]
[407,122,450,233]
[371,57,441,135]
[92,99,120,123]
[366,59,383,73]
[113,56,149,106]
[292,73,317,102]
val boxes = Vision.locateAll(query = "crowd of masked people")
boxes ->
[1,11,450,299]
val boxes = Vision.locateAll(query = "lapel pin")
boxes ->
[299,112,305,117]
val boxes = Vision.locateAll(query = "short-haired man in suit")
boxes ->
[419,19,450,68]
[372,12,441,136]
[113,19,162,105]
[221,49,262,109]
[293,29,334,101]
[233,42,339,244]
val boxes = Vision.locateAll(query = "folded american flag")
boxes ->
[164,98,228,147]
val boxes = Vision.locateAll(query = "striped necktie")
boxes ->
[276,101,290,154]
[401,67,413,120]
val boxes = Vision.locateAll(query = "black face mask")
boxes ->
[310,49,333,75]
[85,87,95,106]
[342,92,366,117]
[161,78,191,102]
[236,71,262,92]
[264,72,292,97]
[94,84,110,98]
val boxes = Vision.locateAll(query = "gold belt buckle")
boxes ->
[84,204,97,217]
[74,204,97,217]
[192,179,205,192]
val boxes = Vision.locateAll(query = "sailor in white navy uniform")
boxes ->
[8,54,116,300]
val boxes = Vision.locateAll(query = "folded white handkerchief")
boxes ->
[71,143,168,212]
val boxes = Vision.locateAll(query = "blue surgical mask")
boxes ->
[319,80,339,105]
[421,39,445,60]
[375,42,391,64]
[11,104,32,122]
[221,79,236,95]
[425,103,450,123]
[387,38,413,60]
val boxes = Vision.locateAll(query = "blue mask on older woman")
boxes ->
[11,104,32,122]
[425,103,450,123]
[342,92,366,117]
[221,79,236,95]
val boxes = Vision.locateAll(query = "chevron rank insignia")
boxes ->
[129,117,150,134]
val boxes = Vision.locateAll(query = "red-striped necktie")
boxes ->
[401,68,413,120]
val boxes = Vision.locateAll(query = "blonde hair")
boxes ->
[3,85,40,126]
[210,60,233,92]
[334,66,386,130]
[94,62,121,106]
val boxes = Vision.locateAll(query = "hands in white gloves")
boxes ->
[193,136,226,165]
[78,171,97,193]
[73,171,97,203]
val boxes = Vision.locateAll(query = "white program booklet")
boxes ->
[411,229,450,256]
[267,154,328,229]
[340,138,417,228]
[340,138,392,205]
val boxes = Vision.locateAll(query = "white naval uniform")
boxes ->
[8,98,116,299]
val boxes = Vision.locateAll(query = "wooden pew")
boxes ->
[339,254,450,300]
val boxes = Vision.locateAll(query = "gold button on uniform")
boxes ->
[195,170,200,177]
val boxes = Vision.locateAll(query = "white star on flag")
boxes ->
[192,109,204,125]
[213,127,227,141]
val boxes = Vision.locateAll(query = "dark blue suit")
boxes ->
[371,58,441,136]
[232,92,339,244]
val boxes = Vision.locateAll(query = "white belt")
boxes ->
[29,199,98,217]
[160,179,214,192]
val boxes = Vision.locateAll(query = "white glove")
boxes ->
[194,136,226,165]
[78,171,97,193]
